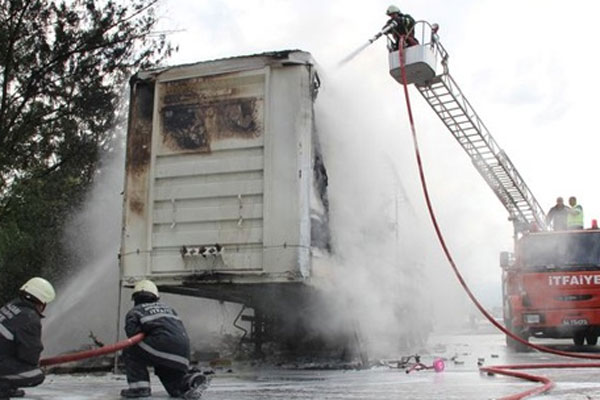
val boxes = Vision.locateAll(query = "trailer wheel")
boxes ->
[573,331,585,346]
[585,333,598,346]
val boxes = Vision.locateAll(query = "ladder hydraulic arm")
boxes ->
[388,22,547,234]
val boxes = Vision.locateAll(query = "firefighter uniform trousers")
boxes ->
[0,361,44,393]
[123,341,190,395]
[123,301,201,397]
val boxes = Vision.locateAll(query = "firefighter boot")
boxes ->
[8,388,25,398]
[120,387,151,398]
[183,371,208,400]
[0,383,10,400]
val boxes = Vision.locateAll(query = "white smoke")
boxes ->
[302,59,457,358]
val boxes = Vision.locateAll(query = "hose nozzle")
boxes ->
[369,20,397,43]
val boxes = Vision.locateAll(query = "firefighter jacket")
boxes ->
[125,301,190,371]
[0,298,43,374]
[388,13,416,36]
[384,13,417,50]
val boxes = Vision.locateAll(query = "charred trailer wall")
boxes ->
[120,51,329,296]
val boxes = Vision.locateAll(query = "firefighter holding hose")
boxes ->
[384,5,418,50]
[0,277,55,399]
[120,280,207,399]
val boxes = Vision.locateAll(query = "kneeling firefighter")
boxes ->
[0,277,56,400]
[121,280,207,399]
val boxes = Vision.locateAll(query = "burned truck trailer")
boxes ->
[120,51,330,346]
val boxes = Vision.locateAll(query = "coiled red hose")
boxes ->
[40,333,144,367]
[396,36,600,399]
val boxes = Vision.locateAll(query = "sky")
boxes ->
[149,0,600,312]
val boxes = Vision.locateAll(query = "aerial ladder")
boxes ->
[386,22,547,235]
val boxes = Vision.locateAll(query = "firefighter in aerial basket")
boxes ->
[0,277,56,400]
[384,5,418,50]
[120,280,208,399]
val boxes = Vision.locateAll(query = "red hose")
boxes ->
[480,365,554,400]
[396,36,600,399]
[40,333,145,367]
[480,362,600,400]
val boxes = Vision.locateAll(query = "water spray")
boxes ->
[338,21,397,67]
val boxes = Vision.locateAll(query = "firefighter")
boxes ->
[567,196,584,230]
[120,280,207,399]
[384,5,418,51]
[546,196,570,231]
[0,277,55,400]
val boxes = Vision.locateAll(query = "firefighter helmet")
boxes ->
[133,279,159,298]
[386,5,401,15]
[20,277,56,305]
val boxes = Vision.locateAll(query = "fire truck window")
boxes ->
[521,232,600,270]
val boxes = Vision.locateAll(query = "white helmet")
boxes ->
[20,277,56,305]
[386,5,401,15]
[133,279,159,298]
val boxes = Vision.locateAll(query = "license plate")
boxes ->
[562,319,588,326]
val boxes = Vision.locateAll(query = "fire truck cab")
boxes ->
[502,230,600,350]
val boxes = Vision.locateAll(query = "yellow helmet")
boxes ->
[133,279,159,298]
[20,277,56,305]
[386,5,401,15]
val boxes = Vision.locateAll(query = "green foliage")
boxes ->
[0,0,172,302]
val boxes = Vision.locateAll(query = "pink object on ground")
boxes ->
[432,358,445,372]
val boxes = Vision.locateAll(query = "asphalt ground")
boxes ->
[17,333,600,399]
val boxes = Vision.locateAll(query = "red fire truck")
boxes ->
[503,230,600,350]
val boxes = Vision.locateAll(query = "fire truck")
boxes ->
[387,23,600,350]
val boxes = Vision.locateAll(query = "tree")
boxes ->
[0,0,173,302]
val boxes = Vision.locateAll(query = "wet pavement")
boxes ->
[18,333,600,399]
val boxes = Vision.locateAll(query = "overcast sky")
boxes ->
[153,0,600,309]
